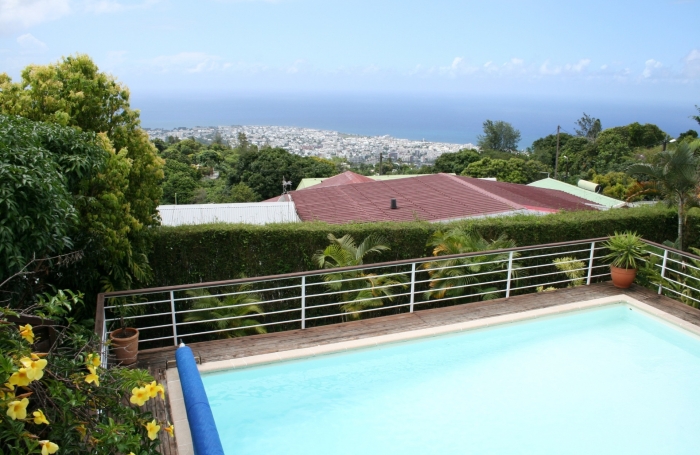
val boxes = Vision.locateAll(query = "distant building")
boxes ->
[158,202,300,226]
[528,178,624,209]
[288,173,598,224]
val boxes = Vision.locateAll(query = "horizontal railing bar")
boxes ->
[178,319,304,338]
[658,284,700,304]
[306,290,414,311]
[175,295,301,315]
[175,307,302,327]
[304,303,411,321]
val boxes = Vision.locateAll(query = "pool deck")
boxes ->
[144,282,700,455]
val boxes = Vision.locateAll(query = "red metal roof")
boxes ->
[455,176,596,212]
[307,171,374,189]
[290,173,596,224]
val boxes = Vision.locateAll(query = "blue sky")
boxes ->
[1,0,699,138]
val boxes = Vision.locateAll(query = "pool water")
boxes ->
[202,304,700,454]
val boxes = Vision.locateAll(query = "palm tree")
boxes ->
[627,142,700,250]
[183,286,266,338]
[422,227,520,302]
[312,234,407,320]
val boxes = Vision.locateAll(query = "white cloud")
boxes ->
[682,49,700,79]
[82,0,160,14]
[642,59,664,78]
[147,52,228,73]
[0,0,70,32]
[16,33,47,52]
[540,59,590,76]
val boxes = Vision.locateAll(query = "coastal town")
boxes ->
[146,125,477,165]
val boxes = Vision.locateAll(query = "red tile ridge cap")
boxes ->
[441,174,526,210]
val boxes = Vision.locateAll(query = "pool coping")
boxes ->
[165,293,700,455]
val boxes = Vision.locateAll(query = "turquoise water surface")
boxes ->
[202,304,700,454]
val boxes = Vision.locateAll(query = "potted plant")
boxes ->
[109,299,139,366]
[602,231,647,289]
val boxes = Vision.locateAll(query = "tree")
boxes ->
[312,234,406,320]
[574,113,602,142]
[692,105,700,126]
[0,114,141,310]
[477,120,521,152]
[461,157,550,183]
[433,149,480,174]
[230,147,336,200]
[678,130,698,143]
[0,55,164,295]
[421,227,520,302]
[627,142,700,250]
[0,116,84,279]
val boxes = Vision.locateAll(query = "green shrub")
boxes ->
[147,204,692,288]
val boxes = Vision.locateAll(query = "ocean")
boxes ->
[132,92,697,147]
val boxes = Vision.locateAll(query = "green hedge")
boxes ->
[148,204,697,287]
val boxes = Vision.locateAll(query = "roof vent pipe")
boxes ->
[577,180,602,193]
[390,199,397,209]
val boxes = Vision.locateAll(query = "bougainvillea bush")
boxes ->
[0,290,173,455]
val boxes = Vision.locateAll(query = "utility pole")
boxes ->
[379,152,383,175]
[554,125,560,179]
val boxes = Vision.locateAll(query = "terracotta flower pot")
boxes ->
[109,328,139,366]
[610,266,637,289]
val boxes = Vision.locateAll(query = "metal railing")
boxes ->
[96,237,628,351]
[643,240,700,308]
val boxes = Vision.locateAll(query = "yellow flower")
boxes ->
[20,357,48,381]
[129,387,149,406]
[165,422,174,437]
[3,382,13,391]
[8,368,32,387]
[86,353,101,368]
[33,409,49,425]
[19,324,34,344]
[128,453,135,455]
[155,383,165,400]
[76,424,86,437]
[38,440,59,455]
[85,366,100,386]
[6,398,29,420]
[144,381,158,398]
[145,419,160,440]
[0,390,14,400]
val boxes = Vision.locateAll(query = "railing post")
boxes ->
[586,241,596,285]
[170,291,178,346]
[658,249,669,295]
[409,262,416,313]
[301,276,306,329]
[505,251,514,298]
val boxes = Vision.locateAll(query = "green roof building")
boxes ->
[528,178,624,208]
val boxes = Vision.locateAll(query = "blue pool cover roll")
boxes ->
[175,345,225,455]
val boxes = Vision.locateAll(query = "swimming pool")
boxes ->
[201,302,700,454]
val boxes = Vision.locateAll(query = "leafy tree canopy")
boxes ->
[575,113,602,142]
[461,157,550,184]
[0,55,164,298]
[229,147,337,200]
[433,149,480,174]
[477,120,521,152]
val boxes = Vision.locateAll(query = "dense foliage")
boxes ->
[0,55,164,301]
[147,205,690,286]
[0,289,172,455]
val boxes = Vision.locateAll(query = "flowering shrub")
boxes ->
[0,291,173,455]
